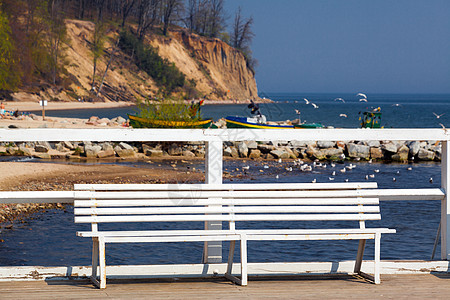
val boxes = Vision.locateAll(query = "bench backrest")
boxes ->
[74,182,379,231]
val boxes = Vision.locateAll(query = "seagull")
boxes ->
[433,112,445,119]
[392,103,402,107]
[393,177,396,182]
[312,178,317,183]
[303,98,310,104]
[359,98,368,102]
[332,171,336,176]
[374,169,380,173]
[429,177,433,183]
[356,93,367,98]
[311,103,319,109]
[339,114,348,118]
[334,98,345,103]
[369,174,375,178]
[278,158,282,163]
[242,166,250,170]
[263,165,269,169]
[407,167,412,171]
[328,177,335,181]
[294,109,301,115]
[275,175,279,179]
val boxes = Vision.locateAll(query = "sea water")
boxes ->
[37,93,450,128]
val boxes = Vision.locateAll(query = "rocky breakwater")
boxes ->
[223,140,441,162]
[0,139,442,163]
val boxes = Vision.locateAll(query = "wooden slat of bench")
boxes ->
[74,205,380,215]
[75,213,381,223]
[77,228,396,238]
[74,182,378,191]
[74,190,376,200]
[74,198,380,207]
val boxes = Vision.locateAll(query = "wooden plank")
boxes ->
[74,198,380,207]
[441,141,450,259]
[76,228,396,237]
[1,128,448,142]
[74,182,378,191]
[74,190,378,200]
[74,213,381,223]
[74,205,380,215]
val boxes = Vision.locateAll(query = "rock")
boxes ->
[392,145,409,162]
[347,143,370,159]
[182,150,196,158]
[100,142,114,152]
[248,149,261,159]
[245,140,258,149]
[283,147,297,159]
[289,140,313,148]
[408,141,421,156]
[33,153,51,159]
[370,147,383,159]
[84,144,102,158]
[8,124,19,129]
[230,147,239,158]
[35,144,49,153]
[381,142,397,153]
[97,149,115,158]
[145,149,164,157]
[317,141,336,148]
[270,149,290,159]
[168,144,183,156]
[367,140,381,148]
[194,149,205,158]
[223,147,233,157]
[417,149,435,161]
[323,148,344,158]
[19,146,33,156]
[115,148,136,158]
[112,116,127,124]
[118,142,134,150]
[237,142,248,158]
[257,144,276,153]
[6,147,17,155]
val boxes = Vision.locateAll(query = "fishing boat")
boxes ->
[128,114,213,128]
[225,100,324,129]
[225,116,294,129]
[359,107,382,128]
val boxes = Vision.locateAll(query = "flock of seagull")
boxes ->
[234,158,434,184]
[295,92,446,126]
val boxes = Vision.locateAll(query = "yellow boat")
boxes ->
[128,115,214,128]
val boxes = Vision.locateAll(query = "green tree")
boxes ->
[0,8,20,91]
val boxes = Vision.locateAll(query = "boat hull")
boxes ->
[129,115,213,128]
[225,116,294,129]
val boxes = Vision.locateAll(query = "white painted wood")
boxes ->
[441,141,450,260]
[74,182,378,191]
[74,205,380,215]
[374,233,381,284]
[75,213,382,223]
[0,128,448,142]
[99,237,106,289]
[240,234,248,286]
[74,198,380,207]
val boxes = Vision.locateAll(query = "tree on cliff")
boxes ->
[185,0,227,38]
[161,0,184,36]
[231,6,257,72]
[0,9,20,91]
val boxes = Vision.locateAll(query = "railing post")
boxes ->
[203,139,223,263]
[441,140,450,260]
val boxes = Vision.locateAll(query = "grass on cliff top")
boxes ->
[135,98,203,124]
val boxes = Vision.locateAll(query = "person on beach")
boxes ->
[0,102,5,116]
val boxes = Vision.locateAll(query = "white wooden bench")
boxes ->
[74,182,395,289]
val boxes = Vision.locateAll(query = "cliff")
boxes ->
[11,20,259,103]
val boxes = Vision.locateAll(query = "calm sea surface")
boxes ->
[38,92,450,128]
[0,93,447,266]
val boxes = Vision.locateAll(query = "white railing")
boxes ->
[0,128,449,277]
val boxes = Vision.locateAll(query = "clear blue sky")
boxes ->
[225,0,450,94]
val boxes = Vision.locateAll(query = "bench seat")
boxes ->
[74,182,395,289]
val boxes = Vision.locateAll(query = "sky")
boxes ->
[224,0,450,94]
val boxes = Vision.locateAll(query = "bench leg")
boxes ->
[374,233,381,284]
[90,238,99,287]
[226,240,236,276]
[240,234,248,286]
[98,237,107,289]
[354,239,366,274]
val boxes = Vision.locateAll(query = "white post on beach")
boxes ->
[441,141,450,260]
[39,100,47,121]
[204,139,223,263]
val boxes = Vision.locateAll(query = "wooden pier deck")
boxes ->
[0,274,449,299]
